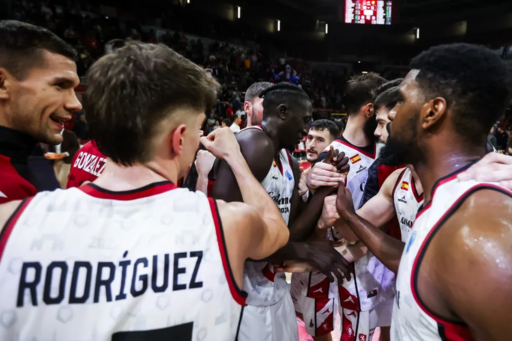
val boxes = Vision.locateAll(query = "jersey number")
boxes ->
[112,322,193,341]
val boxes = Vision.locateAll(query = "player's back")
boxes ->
[0,182,245,341]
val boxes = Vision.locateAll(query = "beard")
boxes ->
[363,115,378,144]
[380,115,423,167]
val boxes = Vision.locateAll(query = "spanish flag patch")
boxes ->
[401,182,409,190]
[350,154,361,164]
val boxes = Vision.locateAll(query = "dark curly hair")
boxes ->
[410,43,512,142]
[260,83,311,113]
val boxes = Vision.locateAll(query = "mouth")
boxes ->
[49,113,71,130]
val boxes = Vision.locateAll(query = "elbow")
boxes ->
[277,224,290,249]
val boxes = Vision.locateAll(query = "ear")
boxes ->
[171,124,188,156]
[243,101,251,116]
[0,69,11,100]
[277,104,288,120]
[363,103,374,119]
[421,97,447,130]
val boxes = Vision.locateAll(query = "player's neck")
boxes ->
[415,138,484,203]
[343,114,370,147]
[261,121,283,158]
[93,160,178,191]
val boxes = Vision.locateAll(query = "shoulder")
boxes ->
[0,200,26,234]
[436,187,512,272]
[235,129,274,173]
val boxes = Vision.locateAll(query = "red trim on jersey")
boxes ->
[411,183,512,341]
[416,163,475,220]
[79,181,177,200]
[208,198,247,306]
[0,197,33,261]
[411,175,424,203]
[333,138,376,159]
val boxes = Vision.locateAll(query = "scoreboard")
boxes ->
[345,0,392,25]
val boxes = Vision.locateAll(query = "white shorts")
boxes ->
[238,292,299,341]
[340,298,393,341]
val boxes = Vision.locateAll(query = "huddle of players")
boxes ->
[1,20,512,341]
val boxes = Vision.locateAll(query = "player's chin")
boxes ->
[42,129,64,145]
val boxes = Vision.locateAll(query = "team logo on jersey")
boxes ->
[359,335,367,341]
[285,170,293,181]
[406,230,417,253]
[356,165,367,174]
[398,195,407,204]
[401,217,413,227]
[350,154,361,164]
[401,181,409,190]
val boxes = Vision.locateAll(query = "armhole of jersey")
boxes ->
[208,198,248,306]
[391,169,407,205]
[411,184,512,341]
[0,197,33,261]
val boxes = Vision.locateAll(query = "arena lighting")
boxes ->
[187,0,190,3]
[238,6,241,19]
[325,23,328,34]
[416,28,420,39]
[362,71,368,74]
[277,20,281,31]
[358,61,361,63]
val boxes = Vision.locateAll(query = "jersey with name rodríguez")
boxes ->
[241,126,295,306]
[0,182,245,341]
[392,170,512,341]
[392,168,424,242]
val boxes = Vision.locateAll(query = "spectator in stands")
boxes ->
[222,118,231,128]
[496,126,509,151]
[488,126,498,151]
[230,115,242,133]
[0,21,81,203]
[225,102,233,119]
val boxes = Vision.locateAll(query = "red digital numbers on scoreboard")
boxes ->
[345,0,392,25]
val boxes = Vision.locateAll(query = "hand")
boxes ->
[200,127,240,160]
[318,195,340,229]
[303,241,351,283]
[458,153,512,190]
[324,146,350,174]
[306,163,345,191]
[195,150,216,176]
[335,181,356,221]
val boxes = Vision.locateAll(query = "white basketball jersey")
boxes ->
[323,137,376,210]
[392,169,512,341]
[392,168,424,242]
[0,182,245,341]
[241,125,295,307]
[324,137,392,311]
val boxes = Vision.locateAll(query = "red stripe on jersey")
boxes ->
[0,197,33,261]
[411,184,512,341]
[208,198,247,306]
[79,181,177,201]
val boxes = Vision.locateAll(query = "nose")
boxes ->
[65,89,83,114]
[374,127,381,137]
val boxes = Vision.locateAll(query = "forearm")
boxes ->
[342,213,404,272]
[196,173,209,195]
[258,242,309,262]
[289,188,332,242]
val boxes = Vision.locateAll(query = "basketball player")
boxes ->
[244,82,273,127]
[0,21,82,203]
[211,83,352,341]
[299,73,388,341]
[0,42,291,340]
[298,120,340,198]
[336,43,512,340]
